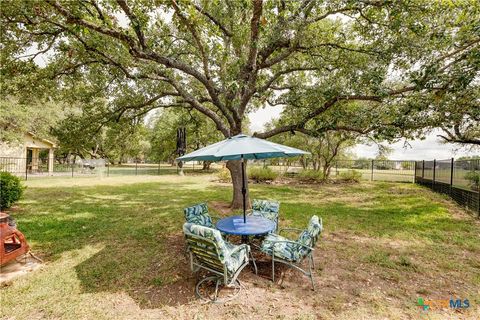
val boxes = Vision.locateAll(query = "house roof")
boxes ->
[25,132,56,148]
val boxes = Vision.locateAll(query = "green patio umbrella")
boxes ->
[176,133,310,222]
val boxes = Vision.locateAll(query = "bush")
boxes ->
[339,169,362,182]
[248,166,278,182]
[216,168,232,182]
[297,169,325,183]
[0,172,25,210]
[465,171,480,190]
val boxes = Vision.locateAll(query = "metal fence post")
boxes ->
[371,159,374,181]
[432,159,436,189]
[135,159,138,175]
[25,162,28,181]
[450,158,454,195]
[478,188,480,218]
[107,162,110,177]
[422,160,425,178]
[71,162,74,177]
[157,161,161,175]
[414,161,417,183]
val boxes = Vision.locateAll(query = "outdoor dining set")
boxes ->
[176,133,323,302]
[182,200,323,302]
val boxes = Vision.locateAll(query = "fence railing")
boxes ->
[0,157,216,180]
[0,157,107,180]
[253,159,416,183]
[415,158,479,216]
[2,155,478,216]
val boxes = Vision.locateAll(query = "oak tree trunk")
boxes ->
[322,163,332,179]
[202,161,212,170]
[226,160,250,210]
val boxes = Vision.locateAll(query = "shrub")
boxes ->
[248,166,278,182]
[0,172,25,210]
[216,168,232,182]
[297,169,325,183]
[339,169,362,182]
[465,171,480,190]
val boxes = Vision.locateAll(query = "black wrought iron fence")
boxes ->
[0,157,216,180]
[415,158,480,216]
[104,160,210,176]
[255,159,415,182]
[335,159,415,182]
[2,154,478,216]
[0,157,107,180]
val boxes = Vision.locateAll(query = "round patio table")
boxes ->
[216,215,275,239]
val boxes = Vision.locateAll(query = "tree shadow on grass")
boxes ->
[74,233,199,308]
[15,181,236,308]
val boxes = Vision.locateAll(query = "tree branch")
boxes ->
[255,89,415,139]
[192,3,232,37]
[116,0,147,49]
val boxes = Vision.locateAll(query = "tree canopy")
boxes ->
[2,0,478,143]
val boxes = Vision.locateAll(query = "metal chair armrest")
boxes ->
[226,243,250,258]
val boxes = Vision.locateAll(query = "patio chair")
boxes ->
[251,199,280,231]
[184,203,219,229]
[183,222,251,302]
[260,215,323,290]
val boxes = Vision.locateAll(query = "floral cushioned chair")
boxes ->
[260,215,323,290]
[183,222,252,302]
[251,199,280,231]
[184,203,217,229]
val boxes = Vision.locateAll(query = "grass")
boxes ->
[1,175,479,319]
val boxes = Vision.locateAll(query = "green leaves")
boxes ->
[1,0,478,148]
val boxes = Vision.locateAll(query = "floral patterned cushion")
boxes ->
[261,215,322,262]
[223,242,248,275]
[261,233,302,262]
[252,199,280,229]
[183,223,248,275]
[297,215,322,256]
[184,203,215,228]
[252,199,280,214]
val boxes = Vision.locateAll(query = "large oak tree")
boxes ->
[1,0,478,207]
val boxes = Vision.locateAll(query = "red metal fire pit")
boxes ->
[0,212,29,266]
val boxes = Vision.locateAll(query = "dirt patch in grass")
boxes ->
[209,200,235,216]
[140,234,197,307]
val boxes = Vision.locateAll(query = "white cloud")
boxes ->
[248,105,283,133]
[353,132,479,160]
[249,106,479,160]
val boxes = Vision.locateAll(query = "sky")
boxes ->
[248,106,479,161]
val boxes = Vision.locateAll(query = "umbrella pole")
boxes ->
[241,156,246,223]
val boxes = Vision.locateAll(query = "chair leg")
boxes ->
[195,276,241,303]
[308,254,315,291]
[272,256,275,283]
[250,251,258,275]
[214,278,221,301]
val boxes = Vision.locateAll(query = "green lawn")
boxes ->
[1,175,479,319]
